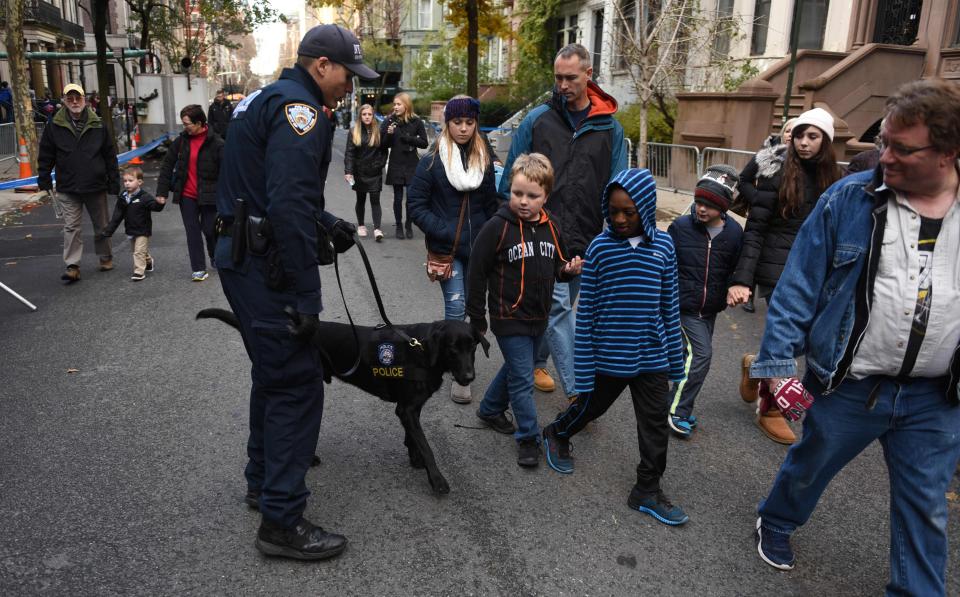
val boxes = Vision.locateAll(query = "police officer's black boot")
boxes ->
[395,224,404,240]
[256,517,348,561]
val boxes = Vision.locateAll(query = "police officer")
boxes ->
[214,24,378,561]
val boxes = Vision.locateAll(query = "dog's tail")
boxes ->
[196,308,240,330]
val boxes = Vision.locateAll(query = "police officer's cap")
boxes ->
[298,24,379,81]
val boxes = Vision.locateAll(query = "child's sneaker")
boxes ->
[755,517,795,570]
[516,438,540,468]
[192,270,209,282]
[668,415,693,439]
[542,425,573,474]
[627,488,689,526]
[688,414,698,428]
[357,225,368,237]
[131,272,145,281]
[374,229,384,242]
[145,257,155,272]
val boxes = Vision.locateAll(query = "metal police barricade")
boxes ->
[700,147,755,177]
[646,142,701,194]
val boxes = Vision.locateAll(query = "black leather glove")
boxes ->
[469,316,487,337]
[330,219,357,254]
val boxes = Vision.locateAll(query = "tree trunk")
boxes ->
[466,0,479,98]
[5,0,38,169]
[638,98,649,169]
[93,0,116,147]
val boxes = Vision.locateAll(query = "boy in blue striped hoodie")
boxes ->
[541,168,689,526]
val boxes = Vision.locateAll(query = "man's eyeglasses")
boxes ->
[877,136,935,158]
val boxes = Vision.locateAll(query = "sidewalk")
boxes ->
[0,187,47,224]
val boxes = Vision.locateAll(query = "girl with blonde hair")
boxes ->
[408,95,500,404]
[382,92,428,239]
[345,104,387,240]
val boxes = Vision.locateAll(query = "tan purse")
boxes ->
[426,193,468,282]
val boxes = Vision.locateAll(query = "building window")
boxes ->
[713,0,735,57]
[616,0,636,69]
[555,14,580,51]
[797,0,830,49]
[592,9,604,76]
[751,0,772,55]
[418,0,433,30]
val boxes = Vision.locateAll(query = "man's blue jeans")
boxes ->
[535,278,581,397]
[439,258,467,321]
[758,375,960,596]
[478,334,544,442]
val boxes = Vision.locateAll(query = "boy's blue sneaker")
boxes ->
[542,425,573,474]
[668,415,693,438]
[755,517,795,570]
[627,488,689,526]
[688,414,698,428]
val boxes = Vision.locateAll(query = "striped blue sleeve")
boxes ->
[660,238,686,382]
[574,244,599,394]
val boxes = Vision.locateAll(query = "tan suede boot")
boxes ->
[756,409,796,444]
[740,354,760,403]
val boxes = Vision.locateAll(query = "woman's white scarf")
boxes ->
[438,136,485,191]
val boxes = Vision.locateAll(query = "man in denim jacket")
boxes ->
[750,79,960,596]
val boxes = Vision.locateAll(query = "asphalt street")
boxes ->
[1,129,958,596]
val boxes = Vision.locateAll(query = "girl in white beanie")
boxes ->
[728,107,842,445]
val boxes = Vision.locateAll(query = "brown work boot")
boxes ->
[756,409,796,444]
[98,256,114,271]
[534,368,556,392]
[740,354,760,403]
[60,265,80,283]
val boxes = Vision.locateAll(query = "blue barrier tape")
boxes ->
[0,132,172,191]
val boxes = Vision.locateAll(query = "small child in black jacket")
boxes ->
[665,165,742,437]
[102,167,165,281]
[466,153,582,467]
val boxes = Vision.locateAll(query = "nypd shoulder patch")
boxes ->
[285,103,318,136]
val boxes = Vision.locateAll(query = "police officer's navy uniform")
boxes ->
[216,59,338,523]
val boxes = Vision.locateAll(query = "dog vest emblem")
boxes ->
[373,341,404,378]
[285,103,317,136]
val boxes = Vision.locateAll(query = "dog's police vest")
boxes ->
[368,327,427,381]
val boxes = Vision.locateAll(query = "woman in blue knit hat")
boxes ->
[408,95,500,404]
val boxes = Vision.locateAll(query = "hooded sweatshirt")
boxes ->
[466,204,572,337]
[573,168,685,394]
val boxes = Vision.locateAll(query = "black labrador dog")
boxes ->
[197,307,489,495]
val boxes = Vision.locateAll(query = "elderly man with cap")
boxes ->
[37,83,120,282]
[750,79,960,595]
[665,165,743,438]
[213,24,377,561]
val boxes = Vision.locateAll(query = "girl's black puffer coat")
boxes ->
[407,148,500,263]
[731,144,820,289]
[381,116,428,185]
[156,129,224,205]
[344,127,387,193]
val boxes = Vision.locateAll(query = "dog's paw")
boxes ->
[310,455,322,467]
[429,475,450,495]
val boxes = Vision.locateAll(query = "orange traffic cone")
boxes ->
[15,136,38,193]
[129,125,144,165]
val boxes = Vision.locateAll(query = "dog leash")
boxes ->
[322,233,423,373]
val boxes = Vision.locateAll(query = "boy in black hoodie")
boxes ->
[102,167,165,281]
[467,153,583,467]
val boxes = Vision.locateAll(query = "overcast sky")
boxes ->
[250,0,304,76]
